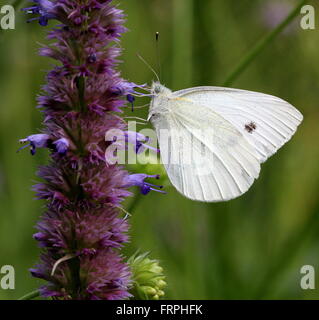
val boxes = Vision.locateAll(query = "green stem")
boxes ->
[76,76,86,113]
[222,0,306,86]
[127,193,143,213]
[18,289,40,300]
[68,256,82,299]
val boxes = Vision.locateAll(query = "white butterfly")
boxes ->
[147,82,303,202]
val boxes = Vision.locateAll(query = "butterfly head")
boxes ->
[151,81,171,96]
[148,82,172,122]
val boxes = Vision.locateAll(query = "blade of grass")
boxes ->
[254,206,319,299]
[222,0,306,86]
[18,289,40,300]
[171,0,194,90]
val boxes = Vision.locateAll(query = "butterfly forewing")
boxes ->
[172,87,303,162]
[152,96,261,202]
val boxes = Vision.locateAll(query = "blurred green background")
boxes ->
[1,0,319,299]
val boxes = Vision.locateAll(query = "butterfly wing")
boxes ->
[172,87,303,162]
[151,97,261,202]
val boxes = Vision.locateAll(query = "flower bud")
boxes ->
[128,252,167,300]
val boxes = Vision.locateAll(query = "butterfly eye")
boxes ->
[150,113,159,121]
[154,85,162,94]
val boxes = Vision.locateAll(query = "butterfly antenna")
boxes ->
[155,32,162,81]
[136,52,160,82]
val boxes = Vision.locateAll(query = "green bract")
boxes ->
[128,252,167,300]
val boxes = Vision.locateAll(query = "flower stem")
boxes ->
[18,289,40,300]
[76,76,86,112]
[127,192,143,212]
[68,256,82,299]
[222,0,306,86]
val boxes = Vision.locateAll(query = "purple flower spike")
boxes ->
[53,138,69,155]
[123,174,166,195]
[20,0,164,300]
[18,134,50,155]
